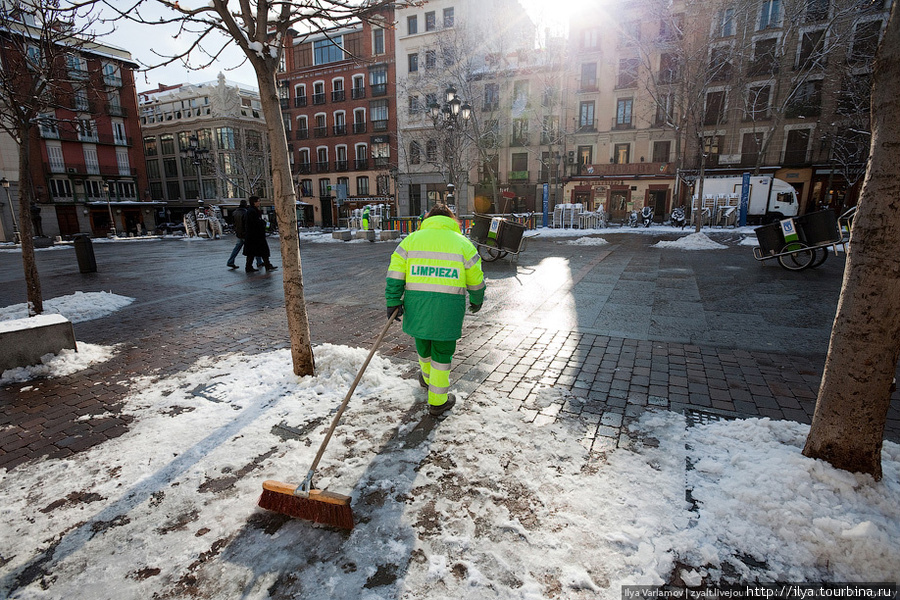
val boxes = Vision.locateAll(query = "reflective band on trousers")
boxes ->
[405,282,466,295]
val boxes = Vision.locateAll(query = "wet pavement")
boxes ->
[1,230,898,471]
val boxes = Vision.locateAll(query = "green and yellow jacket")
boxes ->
[385,215,485,341]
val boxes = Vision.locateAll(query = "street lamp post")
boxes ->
[182,135,209,203]
[429,85,471,211]
[102,181,117,237]
[0,177,18,244]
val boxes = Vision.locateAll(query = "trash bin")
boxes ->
[470,214,492,244]
[497,220,526,253]
[73,233,97,273]
[753,222,785,256]
[796,209,840,246]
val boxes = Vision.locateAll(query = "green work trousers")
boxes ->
[415,338,456,407]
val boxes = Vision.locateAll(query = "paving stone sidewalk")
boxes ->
[1,232,898,473]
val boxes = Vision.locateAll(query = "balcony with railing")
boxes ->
[508,170,529,181]
[312,92,327,105]
[782,150,809,166]
[355,158,369,170]
[372,119,388,132]
[316,160,330,172]
[313,126,328,138]
[69,68,90,81]
[371,84,387,96]
[296,162,312,175]
[511,135,530,147]
[336,160,349,171]
[332,90,345,102]
[353,121,367,134]
[576,119,597,133]
[351,86,366,99]
[611,118,634,130]
[103,74,122,87]
[333,124,347,136]
[106,103,127,117]
[279,98,290,110]
[296,127,309,140]
[295,96,307,108]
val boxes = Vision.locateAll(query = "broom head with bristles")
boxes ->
[258,480,354,530]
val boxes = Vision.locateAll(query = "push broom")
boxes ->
[257,307,401,530]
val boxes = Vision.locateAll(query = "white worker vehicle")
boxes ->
[694,176,799,224]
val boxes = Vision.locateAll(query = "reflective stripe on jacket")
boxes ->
[386,215,485,341]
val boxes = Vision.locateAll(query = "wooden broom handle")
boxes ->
[307,307,400,476]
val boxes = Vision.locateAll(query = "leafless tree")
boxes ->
[0,0,106,315]
[802,3,899,481]
[104,0,396,376]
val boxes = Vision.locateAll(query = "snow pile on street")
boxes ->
[653,233,728,250]
[560,236,610,246]
[0,342,115,385]
[0,345,897,599]
[0,291,134,323]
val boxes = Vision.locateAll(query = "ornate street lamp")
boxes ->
[0,177,18,244]
[428,85,471,211]
[102,181,117,237]
[182,135,210,203]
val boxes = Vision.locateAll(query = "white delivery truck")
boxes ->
[695,175,799,224]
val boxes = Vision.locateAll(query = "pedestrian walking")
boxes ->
[362,205,370,230]
[385,203,485,416]
[226,200,262,270]
[243,196,278,273]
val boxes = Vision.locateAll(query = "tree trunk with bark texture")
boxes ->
[802,5,900,480]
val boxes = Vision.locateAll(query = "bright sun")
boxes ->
[519,0,604,31]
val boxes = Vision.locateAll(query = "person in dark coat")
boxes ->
[243,196,278,273]
[226,200,262,269]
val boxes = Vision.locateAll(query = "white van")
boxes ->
[696,176,799,223]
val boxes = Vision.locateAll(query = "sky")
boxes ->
[1,229,898,597]
[95,0,580,91]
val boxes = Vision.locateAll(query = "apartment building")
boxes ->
[0,26,149,238]
[563,0,890,222]
[394,0,535,216]
[277,5,396,228]
[138,75,271,223]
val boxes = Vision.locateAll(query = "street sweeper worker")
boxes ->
[362,205,370,230]
[385,203,485,417]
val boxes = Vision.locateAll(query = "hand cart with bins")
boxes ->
[752,209,848,271]
[469,214,535,262]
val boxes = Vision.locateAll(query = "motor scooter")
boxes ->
[671,206,686,229]
[640,206,654,228]
[626,210,638,228]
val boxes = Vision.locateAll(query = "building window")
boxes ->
[617,58,639,88]
[357,176,370,195]
[46,144,65,173]
[319,178,331,197]
[513,80,529,107]
[851,20,883,64]
[704,90,726,125]
[616,98,633,128]
[314,36,344,65]
[217,127,237,150]
[425,49,436,69]
[787,79,822,118]
[410,141,421,164]
[407,15,418,35]
[577,145,593,169]
[805,0,829,22]
[408,53,419,72]
[652,140,671,163]
[798,29,826,68]
[580,63,597,91]
[758,0,782,30]
[582,28,600,49]
[750,37,779,76]
[443,7,454,27]
[579,101,595,131]
[426,140,437,162]
[741,132,764,166]
[370,99,389,131]
[718,8,735,36]
[144,137,158,156]
[425,11,435,31]
[163,158,178,178]
[512,119,528,145]
[373,29,384,55]
[483,83,500,111]
[658,53,680,84]
[370,68,387,96]
[614,143,630,164]
[511,152,528,173]
[655,93,675,126]
[784,129,811,164]
[745,85,771,120]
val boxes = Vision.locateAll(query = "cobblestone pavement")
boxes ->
[1,230,898,472]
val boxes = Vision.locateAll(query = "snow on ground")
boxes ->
[0,291,134,323]
[560,236,610,246]
[0,346,896,600]
[0,342,115,385]
[652,233,729,250]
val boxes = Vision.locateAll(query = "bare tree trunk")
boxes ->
[255,70,315,377]
[802,4,900,480]
[17,126,42,315]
